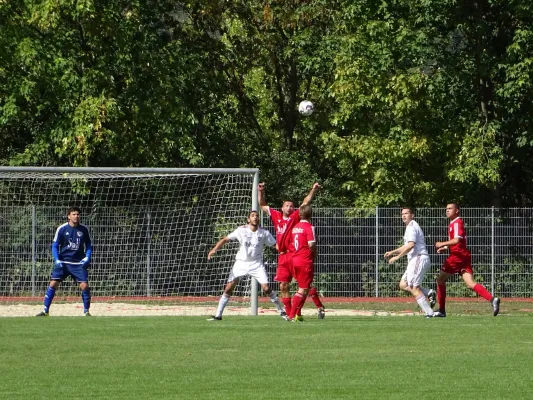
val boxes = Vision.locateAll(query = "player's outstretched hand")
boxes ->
[384,251,392,259]
[388,255,399,264]
[312,182,321,190]
[207,250,216,260]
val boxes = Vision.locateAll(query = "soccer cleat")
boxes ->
[84,312,92,317]
[427,289,437,309]
[294,315,305,322]
[433,310,446,318]
[317,307,325,319]
[207,316,222,321]
[280,312,290,321]
[36,311,49,317]
[492,297,500,316]
[425,314,434,319]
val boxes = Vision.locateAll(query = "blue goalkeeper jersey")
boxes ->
[52,223,93,265]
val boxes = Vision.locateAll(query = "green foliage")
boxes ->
[2,0,533,206]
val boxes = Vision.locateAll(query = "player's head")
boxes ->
[281,200,295,217]
[299,204,312,220]
[445,203,460,219]
[401,207,415,224]
[248,210,259,227]
[67,206,81,226]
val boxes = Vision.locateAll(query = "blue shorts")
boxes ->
[50,263,89,283]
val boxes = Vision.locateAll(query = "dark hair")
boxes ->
[401,207,415,214]
[299,204,312,220]
[67,206,81,215]
[248,210,259,217]
[447,202,460,210]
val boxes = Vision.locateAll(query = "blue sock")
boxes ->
[82,288,91,313]
[43,286,56,313]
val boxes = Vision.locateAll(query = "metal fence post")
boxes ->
[375,206,379,298]
[146,210,152,297]
[32,205,36,297]
[491,206,495,294]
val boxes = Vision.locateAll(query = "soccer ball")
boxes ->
[298,100,314,116]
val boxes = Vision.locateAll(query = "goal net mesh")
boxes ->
[0,169,258,317]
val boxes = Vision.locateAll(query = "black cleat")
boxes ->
[433,310,446,318]
[492,297,500,316]
[317,307,325,319]
[36,311,49,317]
[207,316,222,321]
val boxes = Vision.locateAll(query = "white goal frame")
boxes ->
[0,167,262,316]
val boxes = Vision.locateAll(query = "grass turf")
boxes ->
[1,311,532,399]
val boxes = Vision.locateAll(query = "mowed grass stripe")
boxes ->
[1,316,532,399]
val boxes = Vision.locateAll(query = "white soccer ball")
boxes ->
[298,100,314,116]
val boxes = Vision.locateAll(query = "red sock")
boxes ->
[308,287,324,309]
[473,283,493,301]
[282,297,291,316]
[437,283,446,312]
[289,293,305,320]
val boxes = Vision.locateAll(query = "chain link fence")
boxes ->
[263,208,533,298]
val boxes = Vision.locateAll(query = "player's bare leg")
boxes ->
[434,271,452,317]
[261,283,288,320]
[400,280,435,312]
[461,272,500,316]
[209,280,238,321]
[411,286,434,317]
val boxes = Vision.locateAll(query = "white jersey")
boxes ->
[227,225,276,262]
[404,220,428,261]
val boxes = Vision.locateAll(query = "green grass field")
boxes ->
[2,303,533,399]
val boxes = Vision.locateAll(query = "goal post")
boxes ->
[0,167,262,317]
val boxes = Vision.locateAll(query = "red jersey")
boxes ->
[448,217,471,257]
[290,220,316,265]
[268,208,301,253]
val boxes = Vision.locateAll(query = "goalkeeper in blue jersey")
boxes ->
[36,207,93,317]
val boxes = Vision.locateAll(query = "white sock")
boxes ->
[269,291,284,313]
[416,294,434,315]
[215,293,230,318]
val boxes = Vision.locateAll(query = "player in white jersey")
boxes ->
[384,208,435,317]
[206,210,287,321]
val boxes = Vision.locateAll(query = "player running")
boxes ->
[384,207,435,317]
[433,203,500,317]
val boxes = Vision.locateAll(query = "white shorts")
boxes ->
[401,255,431,288]
[228,260,269,285]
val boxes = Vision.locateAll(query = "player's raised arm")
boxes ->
[301,182,321,206]
[208,237,230,260]
[257,182,270,213]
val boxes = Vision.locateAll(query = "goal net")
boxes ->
[0,167,260,317]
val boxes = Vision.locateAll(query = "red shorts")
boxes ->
[442,254,473,275]
[274,253,293,283]
[292,262,314,289]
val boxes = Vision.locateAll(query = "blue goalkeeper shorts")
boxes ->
[50,263,89,283]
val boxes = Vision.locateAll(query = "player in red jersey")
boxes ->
[258,182,325,320]
[433,203,500,317]
[288,204,317,321]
